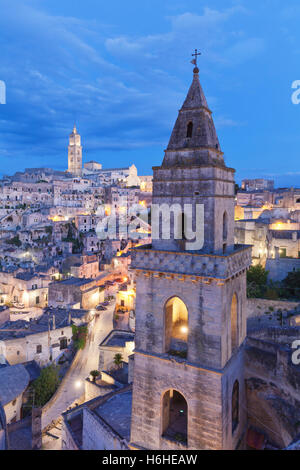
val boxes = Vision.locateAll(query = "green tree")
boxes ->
[32,364,60,407]
[282,270,300,299]
[7,235,21,247]
[72,324,88,350]
[90,370,100,382]
[113,353,123,369]
[247,264,269,298]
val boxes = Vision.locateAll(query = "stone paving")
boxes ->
[41,300,115,430]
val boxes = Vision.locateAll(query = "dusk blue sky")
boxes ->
[0,0,300,186]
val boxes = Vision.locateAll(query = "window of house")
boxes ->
[60,338,68,350]
[279,247,287,258]
[36,345,42,354]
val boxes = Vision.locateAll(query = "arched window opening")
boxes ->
[223,211,228,241]
[186,122,193,138]
[232,380,239,433]
[165,297,188,357]
[231,294,238,352]
[162,390,187,444]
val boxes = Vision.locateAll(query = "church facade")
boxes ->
[130,64,252,450]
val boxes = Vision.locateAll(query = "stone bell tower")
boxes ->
[67,124,82,176]
[130,55,252,450]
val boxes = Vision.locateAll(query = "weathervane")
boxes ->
[191,49,201,67]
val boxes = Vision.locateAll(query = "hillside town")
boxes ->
[0,66,300,452]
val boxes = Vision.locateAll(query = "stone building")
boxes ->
[139,175,153,193]
[0,182,54,208]
[0,308,90,366]
[70,254,100,279]
[130,64,252,450]
[0,364,30,424]
[48,277,103,309]
[67,125,82,176]
[84,161,103,172]
[98,330,134,372]
[237,187,300,212]
[0,402,8,450]
[241,179,274,191]
[0,271,49,308]
[235,211,300,278]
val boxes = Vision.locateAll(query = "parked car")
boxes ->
[96,305,106,311]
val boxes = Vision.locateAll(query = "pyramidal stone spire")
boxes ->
[162,66,224,168]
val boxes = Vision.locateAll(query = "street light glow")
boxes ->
[75,380,82,389]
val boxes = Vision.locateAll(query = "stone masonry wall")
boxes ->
[245,335,300,447]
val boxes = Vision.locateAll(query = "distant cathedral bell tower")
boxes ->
[67,124,82,176]
[130,52,252,450]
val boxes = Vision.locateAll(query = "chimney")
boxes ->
[68,311,72,325]
[52,314,56,330]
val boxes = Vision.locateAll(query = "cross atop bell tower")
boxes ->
[191,48,201,68]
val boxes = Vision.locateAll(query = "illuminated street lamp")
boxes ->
[75,380,82,389]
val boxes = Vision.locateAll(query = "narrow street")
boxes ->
[41,300,115,430]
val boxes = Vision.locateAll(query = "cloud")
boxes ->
[0,1,265,176]
[169,6,247,30]
[105,5,263,70]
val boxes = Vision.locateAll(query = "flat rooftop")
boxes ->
[53,277,93,287]
[63,386,132,448]
[94,390,132,441]
[100,330,134,348]
[15,272,43,281]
